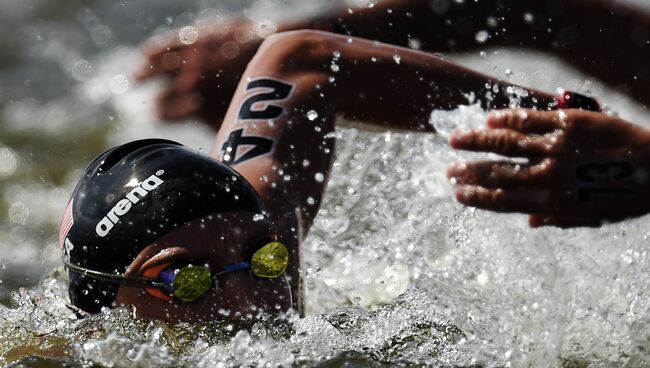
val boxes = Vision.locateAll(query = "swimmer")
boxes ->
[60,0,650,321]
[61,29,587,322]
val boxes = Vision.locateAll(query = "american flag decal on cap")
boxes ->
[59,200,74,248]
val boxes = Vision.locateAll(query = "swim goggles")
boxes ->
[63,241,289,302]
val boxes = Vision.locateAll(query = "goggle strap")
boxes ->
[63,259,164,289]
[221,261,251,274]
[158,268,177,291]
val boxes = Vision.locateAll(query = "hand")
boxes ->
[136,18,273,129]
[447,109,650,227]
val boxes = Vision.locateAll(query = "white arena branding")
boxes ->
[95,171,164,237]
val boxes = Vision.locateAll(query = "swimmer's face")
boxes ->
[114,211,294,323]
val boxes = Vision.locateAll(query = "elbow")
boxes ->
[251,30,338,73]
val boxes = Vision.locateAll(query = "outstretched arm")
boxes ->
[300,0,650,107]
[208,30,556,238]
[137,0,650,126]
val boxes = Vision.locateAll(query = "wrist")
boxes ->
[639,127,650,147]
[555,89,601,112]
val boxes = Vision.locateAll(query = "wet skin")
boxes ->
[448,109,650,227]
[136,0,650,124]
[115,211,296,323]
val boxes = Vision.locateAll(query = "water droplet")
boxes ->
[253,214,265,222]
[408,38,422,50]
[91,25,112,45]
[332,51,341,59]
[8,202,29,224]
[179,26,199,45]
[314,172,325,182]
[306,197,315,205]
[306,110,318,121]
[352,0,377,8]
[475,30,489,44]
[523,12,534,24]
[71,60,93,81]
[330,63,340,72]
[393,54,401,64]
[477,271,489,285]
[0,147,17,177]
[255,20,277,38]
[479,51,487,58]
[505,69,513,78]
[109,74,129,94]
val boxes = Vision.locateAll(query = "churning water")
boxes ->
[2,0,650,367]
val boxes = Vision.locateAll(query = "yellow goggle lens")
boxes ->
[172,266,212,302]
[251,241,289,278]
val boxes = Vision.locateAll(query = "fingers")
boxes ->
[447,159,553,188]
[487,109,565,134]
[136,48,185,81]
[135,29,193,81]
[528,215,602,228]
[174,45,205,91]
[454,185,554,213]
[450,128,558,157]
[156,89,201,120]
[155,45,209,120]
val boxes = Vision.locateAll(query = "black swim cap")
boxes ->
[59,139,266,313]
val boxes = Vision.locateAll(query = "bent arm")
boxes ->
[209,30,556,237]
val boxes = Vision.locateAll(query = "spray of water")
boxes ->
[2,99,650,366]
